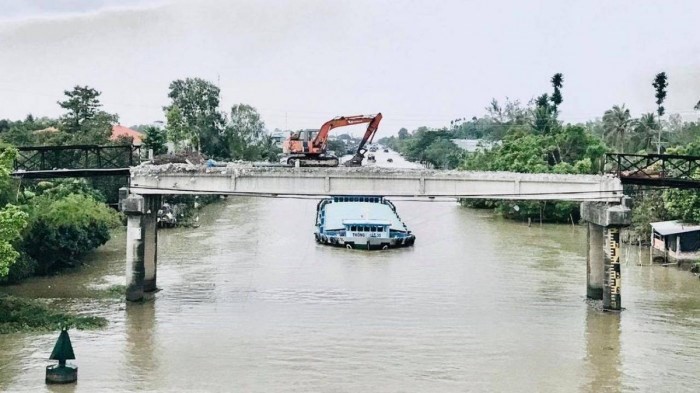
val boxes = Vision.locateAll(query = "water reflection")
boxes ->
[582,306,621,393]
[3,152,700,391]
[123,301,158,392]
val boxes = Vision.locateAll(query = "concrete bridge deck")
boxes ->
[129,164,623,202]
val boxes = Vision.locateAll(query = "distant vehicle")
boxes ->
[383,148,389,153]
[367,154,376,162]
[369,145,378,152]
[387,158,393,163]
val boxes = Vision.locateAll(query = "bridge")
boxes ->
[12,144,139,179]
[19,145,700,312]
[121,162,632,311]
[606,153,700,188]
[129,164,624,201]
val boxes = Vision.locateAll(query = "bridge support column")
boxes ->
[143,196,160,292]
[581,198,631,311]
[586,223,605,300]
[122,194,160,301]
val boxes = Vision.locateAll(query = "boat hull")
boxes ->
[314,233,416,250]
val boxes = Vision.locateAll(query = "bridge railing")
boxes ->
[606,153,700,187]
[14,145,140,172]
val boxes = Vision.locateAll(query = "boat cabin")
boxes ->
[650,220,700,263]
[342,220,391,239]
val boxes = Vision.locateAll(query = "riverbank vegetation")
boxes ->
[380,72,700,233]
[0,293,107,334]
[0,79,284,286]
[0,148,121,283]
[1,72,698,286]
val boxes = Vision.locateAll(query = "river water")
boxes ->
[2,151,700,392]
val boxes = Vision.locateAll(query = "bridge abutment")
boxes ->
[581,198,631,311]
[122,193,160,301]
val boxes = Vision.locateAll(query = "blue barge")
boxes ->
[314,196,416,250]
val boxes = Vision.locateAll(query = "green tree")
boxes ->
[226,104,266,160]
[630,113,657,152]
[0,205,28,278]
[0,147,27,278]
[55,86,117,145]
[531,73,564,135]
[164,105,190,148]
[602,105,632,152]
[142,126,168,156]
[652,72,668,153]
[163,78,224,156]
[327,139,346,156]
[21,193,119,274]
[424,138,463,169]
[398,128,409,139]
[58,86,102,134]
[652,72,668,118]
[550,73,564,113]
[664,187,700,223]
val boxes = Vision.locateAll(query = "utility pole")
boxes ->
[656,114,663,154]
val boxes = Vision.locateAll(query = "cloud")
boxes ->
[0,0,169,23]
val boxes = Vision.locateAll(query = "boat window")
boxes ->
[350,225,356,231]
[370,226,376,232]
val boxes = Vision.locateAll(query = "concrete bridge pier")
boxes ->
[121,193,160,302]
[581,198,631,311]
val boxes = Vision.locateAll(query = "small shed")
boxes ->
[650,220,700,263]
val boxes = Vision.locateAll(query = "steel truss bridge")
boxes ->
[12,144,140,179]
[606,153,700,189]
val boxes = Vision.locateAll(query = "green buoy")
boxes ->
[45,328,78,384]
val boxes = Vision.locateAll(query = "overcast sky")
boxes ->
[1,0,699,135]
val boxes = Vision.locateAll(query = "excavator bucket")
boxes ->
[343,152,365,167]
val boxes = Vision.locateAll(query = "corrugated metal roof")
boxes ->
[650,220,700,236]
[342,219,391,226]
[323,202,405,231]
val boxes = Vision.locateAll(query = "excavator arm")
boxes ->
[312,113,383,149]
[343,113,383,166]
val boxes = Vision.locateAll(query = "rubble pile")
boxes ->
[131,162,616,182]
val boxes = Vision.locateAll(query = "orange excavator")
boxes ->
[281,113,383,167]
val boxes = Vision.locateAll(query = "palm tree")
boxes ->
[630,113,657,153]
[602,105,632,152]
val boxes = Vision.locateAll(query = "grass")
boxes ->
[87,284,126,299]
[0,293,107,334]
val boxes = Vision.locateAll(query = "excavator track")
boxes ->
[287,156,339,167]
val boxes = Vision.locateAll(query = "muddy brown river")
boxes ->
[1,152,700,392]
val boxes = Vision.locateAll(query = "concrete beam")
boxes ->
[129,164,624,202]
[580,197,632,227]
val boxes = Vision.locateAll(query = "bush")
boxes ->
[7,191,120,281]
[0,253,37,283]
[19,194,119,275]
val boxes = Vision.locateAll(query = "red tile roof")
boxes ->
[111,125,143,145]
